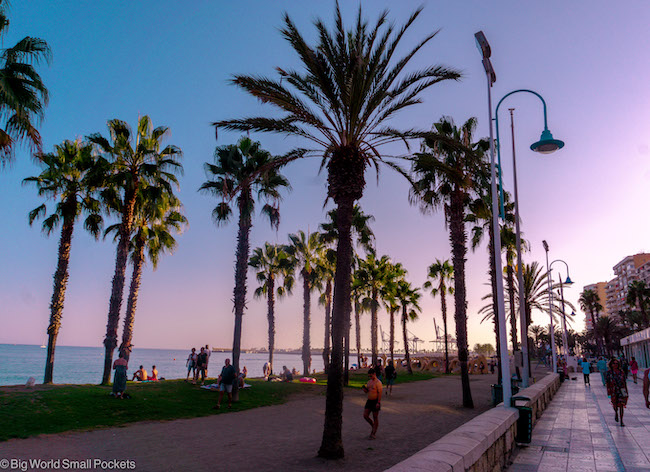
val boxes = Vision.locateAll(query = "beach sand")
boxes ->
[0,371,518,471]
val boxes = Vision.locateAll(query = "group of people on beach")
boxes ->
[186,345,212,384]
[574,355,649,427]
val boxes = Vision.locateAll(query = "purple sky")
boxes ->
[1,1,649,353]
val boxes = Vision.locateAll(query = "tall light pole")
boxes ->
[550,259,574,358]
[475,31,512,407]
[543,241,558,372]
[494,91,564,388]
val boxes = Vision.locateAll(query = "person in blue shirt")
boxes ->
[597,357,608,386]
[581,357,591,386]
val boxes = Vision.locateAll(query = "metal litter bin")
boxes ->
[491,384,502,406]
[511,396,533,444]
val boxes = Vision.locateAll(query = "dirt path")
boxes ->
[0,374,500,472]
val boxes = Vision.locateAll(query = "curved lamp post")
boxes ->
[494,90,564,388]
[550,259,573,358]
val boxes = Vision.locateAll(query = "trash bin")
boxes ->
[491,384,503,407]
[559,372,565,382]
[511,396,533,444]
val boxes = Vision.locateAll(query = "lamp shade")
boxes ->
[564,276,574,286]
[531,129,564,154]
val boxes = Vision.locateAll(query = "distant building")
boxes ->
[583,282,609,330]
[584,253,650,329]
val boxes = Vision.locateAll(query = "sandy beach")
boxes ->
[0,372,508,472]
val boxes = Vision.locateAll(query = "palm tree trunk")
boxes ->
[440,283,450,375]
[44,213,75,384]
[355,301,362,369]
[389,309,395,363]
[119,237,145,362]
[318,197,355,459]
[402,307,413,374]
[506,263,520,379]
[302,271,311,376]
[101,187,137,385]
[344,305,350,385]
[450,189,473,408]
[323,279,332,374]
[371,288,378,367]
[267,277,275,375]
[231,195,252,402]
[488,233,503,382]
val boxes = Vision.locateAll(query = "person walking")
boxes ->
[620,355,629,380]
[581,358,591,386]
[204,344,211,376]
[605,358,629,427]
[643,367,649,409]
[630,357,639,384]
[384,360,397,396]
[215,358,237,409]
[597,357,608,386]
[362,368,382,439]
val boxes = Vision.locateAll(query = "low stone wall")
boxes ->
[385,373,560,472]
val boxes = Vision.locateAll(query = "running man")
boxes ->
[362,368,382,439]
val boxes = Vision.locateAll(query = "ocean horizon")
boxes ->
[0,344,353,386]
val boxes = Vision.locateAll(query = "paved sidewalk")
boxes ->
[508,372,650,471]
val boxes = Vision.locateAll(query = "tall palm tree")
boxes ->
[105,187,187,361]
[89,116,182,384]
[0,1,51,164]
[250,243,295,375]
[410,116,489,408]
[287,230,324,376]
[595,316,626,356]
[351,259,369,370]
[200,136,289,399]
[423,259,453,374]
[579,288,603,354]
[214,4,460,458]
[528,325,546,358]
[397,279,421,374]
[317,249,336,374]
[24,140,105,383]
[381,262,406,363]
[626,280,650,328]
[355,253,393,367]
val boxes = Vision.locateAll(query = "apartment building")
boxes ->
[584,253,650,329]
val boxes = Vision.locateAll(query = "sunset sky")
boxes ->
[2,1,650,353]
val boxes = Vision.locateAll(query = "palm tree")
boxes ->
[626,280,650,328]
[287,230,324,376]
[249,243,295,375]
[579,288,603,354]
[105,187,187,361]
[200,136,289,399]
[351,260,369,370]
[528,325,546,358]
[214,4,460,458]
[595,316,626,356]
[90,116,182,384]
[397,279,421,374]
[410,116,489,409]
[381,262,406,363]
[0,2,51,164]
[316,249,336,374]
[24,140,105,383]
[355,254,393,367]
[423,259,453,374]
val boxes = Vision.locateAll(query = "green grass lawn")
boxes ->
[0,371,437,442]
[0,378,317,442]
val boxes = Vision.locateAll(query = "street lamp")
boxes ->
[475,30,512,408]
[542,240,559,373]
[494,91,564,388]
[550,259,573,359]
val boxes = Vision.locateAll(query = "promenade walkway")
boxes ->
[508,372,650,471]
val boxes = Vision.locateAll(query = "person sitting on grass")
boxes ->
[132,365,148,381]
[149,365,158,381]
[112,353,128,398]
[214,358,237,409]
[281,366,293,382]
[239,366,247,387]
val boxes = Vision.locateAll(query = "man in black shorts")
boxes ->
[362,368,382,439]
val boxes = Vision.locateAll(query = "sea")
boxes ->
[0,344,343,386]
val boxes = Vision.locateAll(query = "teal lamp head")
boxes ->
[564,276,574,286]
[531,129,564,154]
